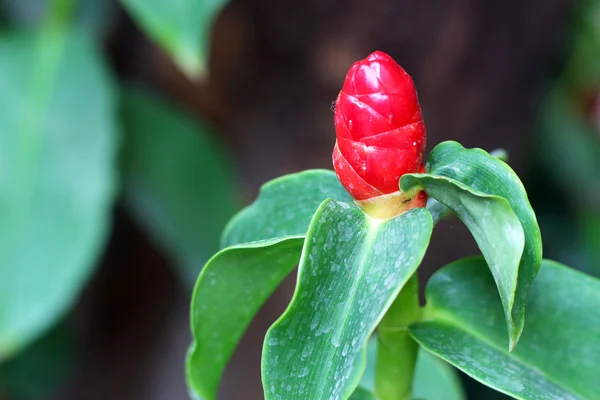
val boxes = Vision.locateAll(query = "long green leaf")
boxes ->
[262,201,433,400]
[121,85,237,283]
[411,257,600,400]
[120,0,228,78]
[401,141,542,348]
[0,29,117,359]
[187,170,350,399]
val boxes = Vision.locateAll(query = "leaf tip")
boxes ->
[507,326,522,353]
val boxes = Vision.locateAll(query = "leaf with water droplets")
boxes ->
[262,200,433,399]
[411,257,600,400]
[187,170,351,400]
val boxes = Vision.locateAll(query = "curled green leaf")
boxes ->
[401,141,541,348]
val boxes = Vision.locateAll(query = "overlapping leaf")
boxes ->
[222,169,350,247]
[411,257,600,399]
[187,170,350,399]
[401,141,542,348]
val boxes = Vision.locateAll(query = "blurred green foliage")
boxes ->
[1,0,116,36]
[534,0,600,277]
[0,26,118,359]
[0,0,238,397]
[121,86,238,285]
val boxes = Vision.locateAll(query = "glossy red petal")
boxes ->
[360,122,425,151]
[332,143,382,200]
[363,147,420,194]
[333,50,426,202]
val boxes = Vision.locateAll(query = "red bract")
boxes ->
[332,51,426,202]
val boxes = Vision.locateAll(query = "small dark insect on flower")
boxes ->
[330,100,337,112]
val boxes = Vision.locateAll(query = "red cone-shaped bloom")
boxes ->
[332,51,426,201]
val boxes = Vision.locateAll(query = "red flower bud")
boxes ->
[332,51,426,211]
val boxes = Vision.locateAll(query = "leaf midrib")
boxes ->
[316,215,379,400]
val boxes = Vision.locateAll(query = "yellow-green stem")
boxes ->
[375,274,421,400]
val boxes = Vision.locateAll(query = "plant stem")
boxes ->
[375,274,421,400]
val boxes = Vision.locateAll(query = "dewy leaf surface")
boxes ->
[262,201,433,400]
[411,257,600,400]
[187,170,351,399]
[0,29,117,359]
[401,141,542,348]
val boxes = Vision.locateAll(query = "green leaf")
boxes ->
[402,175,525,348]
[121,85,237,283]
[401,141,542,348]
[262,201,433,400]
[119,0,227,78]
[187,237,304,400]
[187,170,350,400]
[411,257,600,400]
[222,169,351,247]
[0,29,117,359]
[352,339,465,400]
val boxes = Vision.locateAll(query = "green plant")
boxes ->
[0,0,235,377]
[186,51,600,399]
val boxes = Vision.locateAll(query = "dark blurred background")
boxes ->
[0,0,599,399]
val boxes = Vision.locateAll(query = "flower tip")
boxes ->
[365,50,392,62]
[333,50,426,213]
